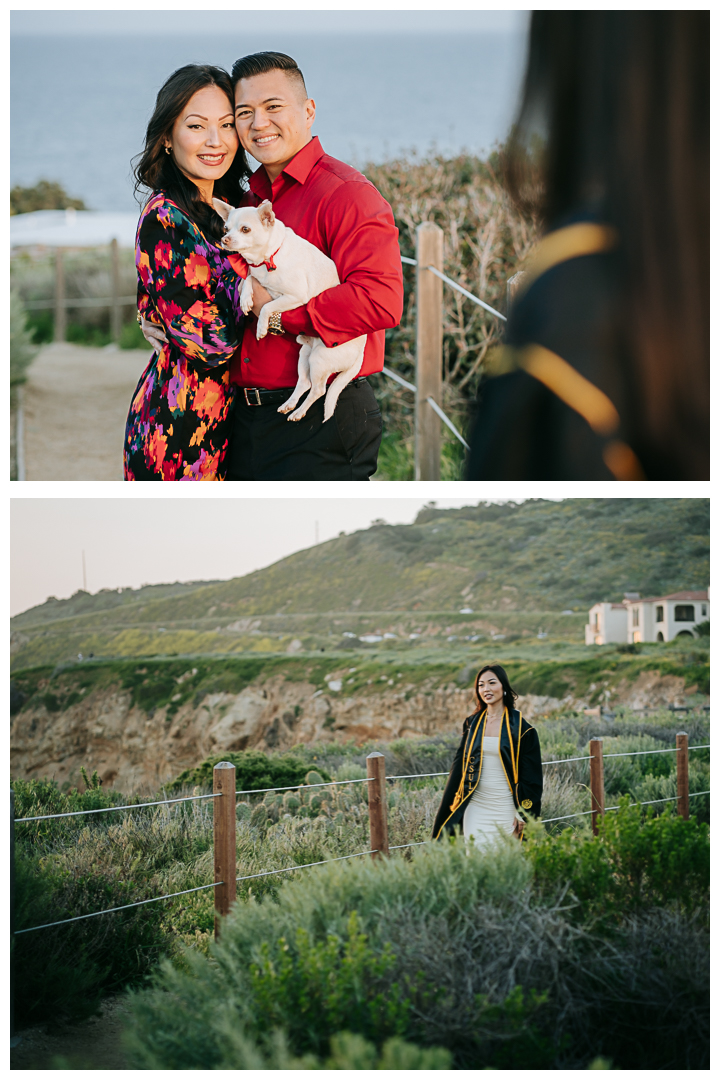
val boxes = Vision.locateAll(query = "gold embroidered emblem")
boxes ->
[521,799,532,809]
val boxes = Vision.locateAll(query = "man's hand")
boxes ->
[250,281,274,319]
[139,316,167,350]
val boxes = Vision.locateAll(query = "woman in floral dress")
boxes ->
[124,64,250,481]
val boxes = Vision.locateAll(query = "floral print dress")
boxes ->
[124,192,243,481]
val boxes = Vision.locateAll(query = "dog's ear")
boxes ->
[212,197,233,221]
[258,200,275,228]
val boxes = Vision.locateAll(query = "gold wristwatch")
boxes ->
[267,312,285,335]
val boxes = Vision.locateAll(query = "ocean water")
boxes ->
[11,31,527,212]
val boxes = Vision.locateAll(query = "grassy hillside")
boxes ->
[10,635,710,722]
[11,499,708,670]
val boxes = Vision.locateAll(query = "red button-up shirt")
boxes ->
[230,136,404,389]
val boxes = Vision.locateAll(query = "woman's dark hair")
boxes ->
[133,64,250,243]
[503,11,709,479]
[475,664,518,713]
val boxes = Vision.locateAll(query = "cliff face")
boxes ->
[10,669,691,793]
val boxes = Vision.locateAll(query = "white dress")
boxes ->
[463,735,518,847]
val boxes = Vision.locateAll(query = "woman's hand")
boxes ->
[140,315,168,350]
[250,281,274,319]
[513,817,525,841]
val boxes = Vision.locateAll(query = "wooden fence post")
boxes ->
[366,752,389,858]
[676,732,689,820]
[54,248,66,342]
[213,762,236,939]
[110,238,122,343]
[589,738,605,837]
[415,222,443,481]
[506,270,526,315]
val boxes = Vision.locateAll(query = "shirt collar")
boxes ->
[248,135,324,198]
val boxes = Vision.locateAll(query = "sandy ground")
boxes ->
[10,996,131,1070]
[21,343,151,481]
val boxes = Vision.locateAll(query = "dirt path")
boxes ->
[11,996,131,1069]
[19,341,385,482]
[21,342,151,481]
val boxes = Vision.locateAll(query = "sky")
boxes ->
[10,496,522,616]
[10,10,529,36]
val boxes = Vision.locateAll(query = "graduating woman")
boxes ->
[124,64,250,480]
[466,11,708,481]
[432,664,542,846]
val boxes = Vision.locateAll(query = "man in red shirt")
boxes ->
[225,51,404,481]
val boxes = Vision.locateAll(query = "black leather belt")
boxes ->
[239,377,367,406]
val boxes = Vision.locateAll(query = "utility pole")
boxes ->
[82,550,87,592]
[315,521,319,545]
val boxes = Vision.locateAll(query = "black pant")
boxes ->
[225,380,382,481]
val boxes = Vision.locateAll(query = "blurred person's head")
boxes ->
[231,52,315,181]
[134,64,250,241]
[504,11,709,479]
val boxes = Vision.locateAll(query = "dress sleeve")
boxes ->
[516,726,543,819]
[136,204,242,370]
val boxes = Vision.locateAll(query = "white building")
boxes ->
[626,590,709,643]
[585,602,628,645]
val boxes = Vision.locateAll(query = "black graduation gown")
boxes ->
[464,213,671,480]
[432,707,543,839]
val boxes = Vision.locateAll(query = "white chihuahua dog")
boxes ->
[213,198,366,422]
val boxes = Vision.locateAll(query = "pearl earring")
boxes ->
[165,146,171,155]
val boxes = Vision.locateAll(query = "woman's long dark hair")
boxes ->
[475,664,518,713]
[133,64,250,243]
[503,11,709,480]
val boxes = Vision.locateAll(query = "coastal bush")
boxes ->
[528,802,709,920]
[167,750,330,795]
[13,848,166,1025]
[363,152,539,451]
[12,716,709,1039]
[124,827,708,1069]
[10,289,39,389]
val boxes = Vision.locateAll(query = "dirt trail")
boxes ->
[11,996,131,1069]
[22,342,151,481]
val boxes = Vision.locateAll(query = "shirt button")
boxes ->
[242,357,250,363]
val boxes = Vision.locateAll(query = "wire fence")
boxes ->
[12,738,709,935]
[387,252,507,454]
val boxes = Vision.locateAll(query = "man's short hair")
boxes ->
[231,51,307,98]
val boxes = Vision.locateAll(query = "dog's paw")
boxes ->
[240,282,254,315]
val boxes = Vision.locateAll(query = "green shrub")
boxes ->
[11,179,86,215]
[10,290,39,388]
[123,835,708,1069]
[13,850,166,1026]
[118,320,148,350]
[248,911,410,1054]
[168,750,330,795]
[12,777,132,846]
[528,801,709,919]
